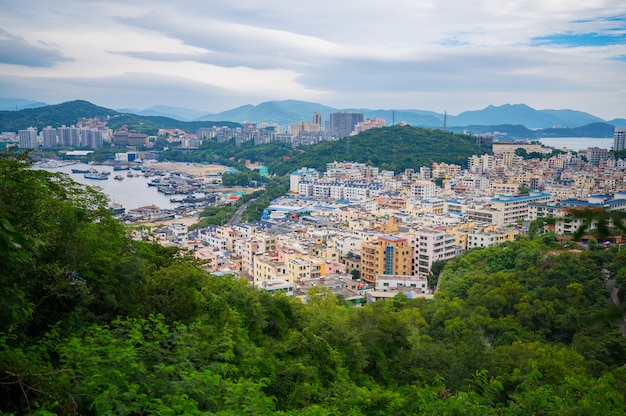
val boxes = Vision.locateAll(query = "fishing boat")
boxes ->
[84,172,108,180]
[114,175,124,181]
[71,168,90,174]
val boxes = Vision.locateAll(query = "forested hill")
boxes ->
[270,125,487,175]
[2,151,626,414]
[0,100,241,133]
[0,100,117,131]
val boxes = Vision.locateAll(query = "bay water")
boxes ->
[38,163,177,211]
[539,137,613,151]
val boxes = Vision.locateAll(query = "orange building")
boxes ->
[360,236,412,283]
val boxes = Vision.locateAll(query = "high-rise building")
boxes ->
[614,127,626,151]
[313,112,321,126]
[360,236,412,283]
[329,112,364,138]
[42,126,57,148]
[18,127,38,149]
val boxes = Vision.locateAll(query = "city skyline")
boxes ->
[1,1,625,119]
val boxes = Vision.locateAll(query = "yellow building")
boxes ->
[360,236,412,283]
[253,254,287,284]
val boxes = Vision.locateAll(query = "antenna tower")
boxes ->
[392,110,395,126]
[443,111,447,130]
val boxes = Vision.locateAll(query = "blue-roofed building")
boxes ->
[289,167,320,193]
[491,191,554,226]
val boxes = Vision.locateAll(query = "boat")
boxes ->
[84,172,109,180]
[127,171,134,177]
[71,168,90,174]
[114,175,124,181]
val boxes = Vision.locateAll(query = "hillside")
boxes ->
[2,152,626,414]
[269,125,488,175]
[449,122,617,139]
[0,100,241,133]
[2,99,623,134]
[106,114,241,135]
[0,100,118,131]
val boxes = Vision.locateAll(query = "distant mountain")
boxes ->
[2,98,624,135]
[449,122,616,139]
[117,105,210,121]
[539,109,605,127]
[0,98,48,111]
[537,122,616,138]
[199,100,337,125]
[448,104,604,129]
[0,100,240,134]
[194,101,613,130]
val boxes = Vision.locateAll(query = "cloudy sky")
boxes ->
[1,0,625,119]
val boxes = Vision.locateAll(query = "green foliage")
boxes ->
[2,151,626,415]
[0,100,118,132]
[270,125,486,175]
[107,114,241,135]
[568,208,626,241]
[0,100,241,134]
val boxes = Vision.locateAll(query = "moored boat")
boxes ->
[84,172,108,180]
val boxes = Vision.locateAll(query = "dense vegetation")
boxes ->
[156,125,486,176]
[0,100,240,134]
[0,100,118,132]
[2,150,626,415]
[269,125,487,175]
[106,114,241,136]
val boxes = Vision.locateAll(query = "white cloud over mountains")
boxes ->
[0,0,625,119]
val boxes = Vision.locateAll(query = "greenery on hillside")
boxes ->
[157,125,486,176]
[269,125,487,174]
[0,100,118,131]
[2,150,626,415]
[107,114,241,135]
[0,100,241,134]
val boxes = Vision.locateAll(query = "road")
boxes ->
[227,198,257,225]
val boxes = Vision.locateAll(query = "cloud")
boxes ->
[0,1,625,119]
[0,28,72,67]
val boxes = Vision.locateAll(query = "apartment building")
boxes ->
[360,236,412,283]
[406,229,458,278]
[253,254,287,285]
[491,192,553,226]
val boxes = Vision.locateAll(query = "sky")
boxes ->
[1,0,625,119]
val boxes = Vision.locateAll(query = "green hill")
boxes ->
[0,100,241,134]
[270,125,487,175]
[0,100,118,131]
[2,152,626,414]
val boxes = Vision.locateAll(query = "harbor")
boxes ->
[34,160,257,225]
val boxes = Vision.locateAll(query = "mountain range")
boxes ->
[121,101,626,130]
[2,98,625,136]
